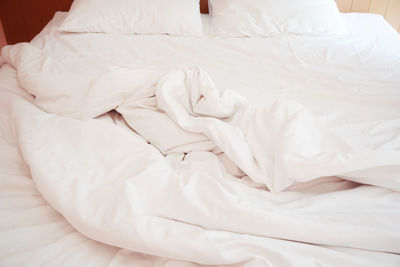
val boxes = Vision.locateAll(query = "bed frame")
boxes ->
[0,0,73,45]
[0,0,398,45]
[200,0,209,14]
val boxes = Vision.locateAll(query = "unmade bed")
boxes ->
[0,2,400,266]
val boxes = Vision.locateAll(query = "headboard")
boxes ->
[0,0,73,44]
[200,0,209,14]
[0,0,398,45]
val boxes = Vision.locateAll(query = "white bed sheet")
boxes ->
[0,12,399,266]
[32,12,400,128]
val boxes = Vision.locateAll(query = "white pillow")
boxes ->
[61,0,203,36]
[209,0,347,37]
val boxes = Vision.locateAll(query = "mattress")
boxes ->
[0,12,399,266]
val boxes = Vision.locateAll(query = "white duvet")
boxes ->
[1,12,400,266]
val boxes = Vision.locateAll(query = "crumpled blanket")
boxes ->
[1,43,400,265]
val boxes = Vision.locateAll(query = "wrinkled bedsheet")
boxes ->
[1,12,400,267]
[1,40,400,266]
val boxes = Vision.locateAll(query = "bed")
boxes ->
[0,0,400,266]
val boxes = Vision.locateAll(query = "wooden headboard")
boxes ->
[0,0,73,44]
[0,0,398,45]
[200,0,209,14]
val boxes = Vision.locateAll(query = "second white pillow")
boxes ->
[209,0,347,37]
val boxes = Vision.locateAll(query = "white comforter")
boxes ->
[1,12,400,267]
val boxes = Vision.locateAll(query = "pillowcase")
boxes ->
[209,0,347,37]
[61,0,203,36]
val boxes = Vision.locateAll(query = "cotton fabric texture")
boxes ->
[209,0,347,37]
[61,0,203,36]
